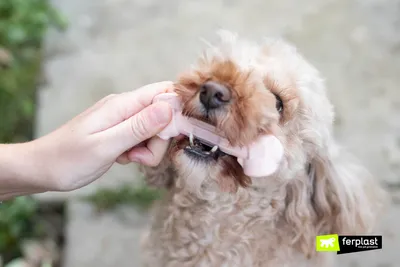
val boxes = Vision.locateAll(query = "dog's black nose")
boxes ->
[199,81,231,110]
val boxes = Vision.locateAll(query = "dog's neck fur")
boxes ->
[142,166,331,267]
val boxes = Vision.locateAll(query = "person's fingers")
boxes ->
[121,81,174,116]
[116,152,131,165]
[87,81,174,133]
[116,140,146,164]
[97,101,172,156]
[127,136,170,166]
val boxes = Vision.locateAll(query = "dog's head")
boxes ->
[167,30,334,194]
[144,31,387,254]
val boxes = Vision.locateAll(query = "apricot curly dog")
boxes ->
[139,30,388,267]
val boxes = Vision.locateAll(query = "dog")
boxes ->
[139,30,388,267]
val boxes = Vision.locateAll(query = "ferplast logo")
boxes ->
[316,234,340,252]
[316,234,383,254]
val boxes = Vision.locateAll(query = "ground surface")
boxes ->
[34,0,400,266]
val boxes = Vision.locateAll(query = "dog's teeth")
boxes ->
[189,133,194,146]
[210,145,218,153]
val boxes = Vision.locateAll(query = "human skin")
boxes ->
[0,81,174,201]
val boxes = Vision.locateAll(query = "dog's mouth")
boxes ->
[180,133,228,162]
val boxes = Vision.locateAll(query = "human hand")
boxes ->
[30,81,174,192]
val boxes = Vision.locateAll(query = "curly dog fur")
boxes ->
[139,30,388,267]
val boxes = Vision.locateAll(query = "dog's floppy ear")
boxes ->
[284,139,388,256]
[307,144,386,235]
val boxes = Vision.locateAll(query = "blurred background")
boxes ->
[0,0,399,266]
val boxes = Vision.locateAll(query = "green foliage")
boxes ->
[0,196,42,259]
[0,0,66,263]
[0,0,67,143]
[83,183,165,212]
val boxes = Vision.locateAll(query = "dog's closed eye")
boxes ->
[274,94,283,113]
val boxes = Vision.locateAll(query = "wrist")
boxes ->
[0,141,51,200]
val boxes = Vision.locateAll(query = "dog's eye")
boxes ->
[275,94,283,113]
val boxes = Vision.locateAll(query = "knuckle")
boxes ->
[148,161,161,168]
[102,94,117,103]
[146,153,164,167]
[131,113,150,139]
[104,94,119,106]
[146,158,158,167]
[94,94,118,109]
[106,93,117,98]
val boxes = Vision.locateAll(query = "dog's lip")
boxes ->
[174,134,186,141]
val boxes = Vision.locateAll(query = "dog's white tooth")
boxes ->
[211,145,218,153]
[189,133,194,146]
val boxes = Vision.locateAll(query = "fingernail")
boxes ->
[151,103,172,125]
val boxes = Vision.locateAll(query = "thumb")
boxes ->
[99,102,172,156]
[129,101,172,144]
